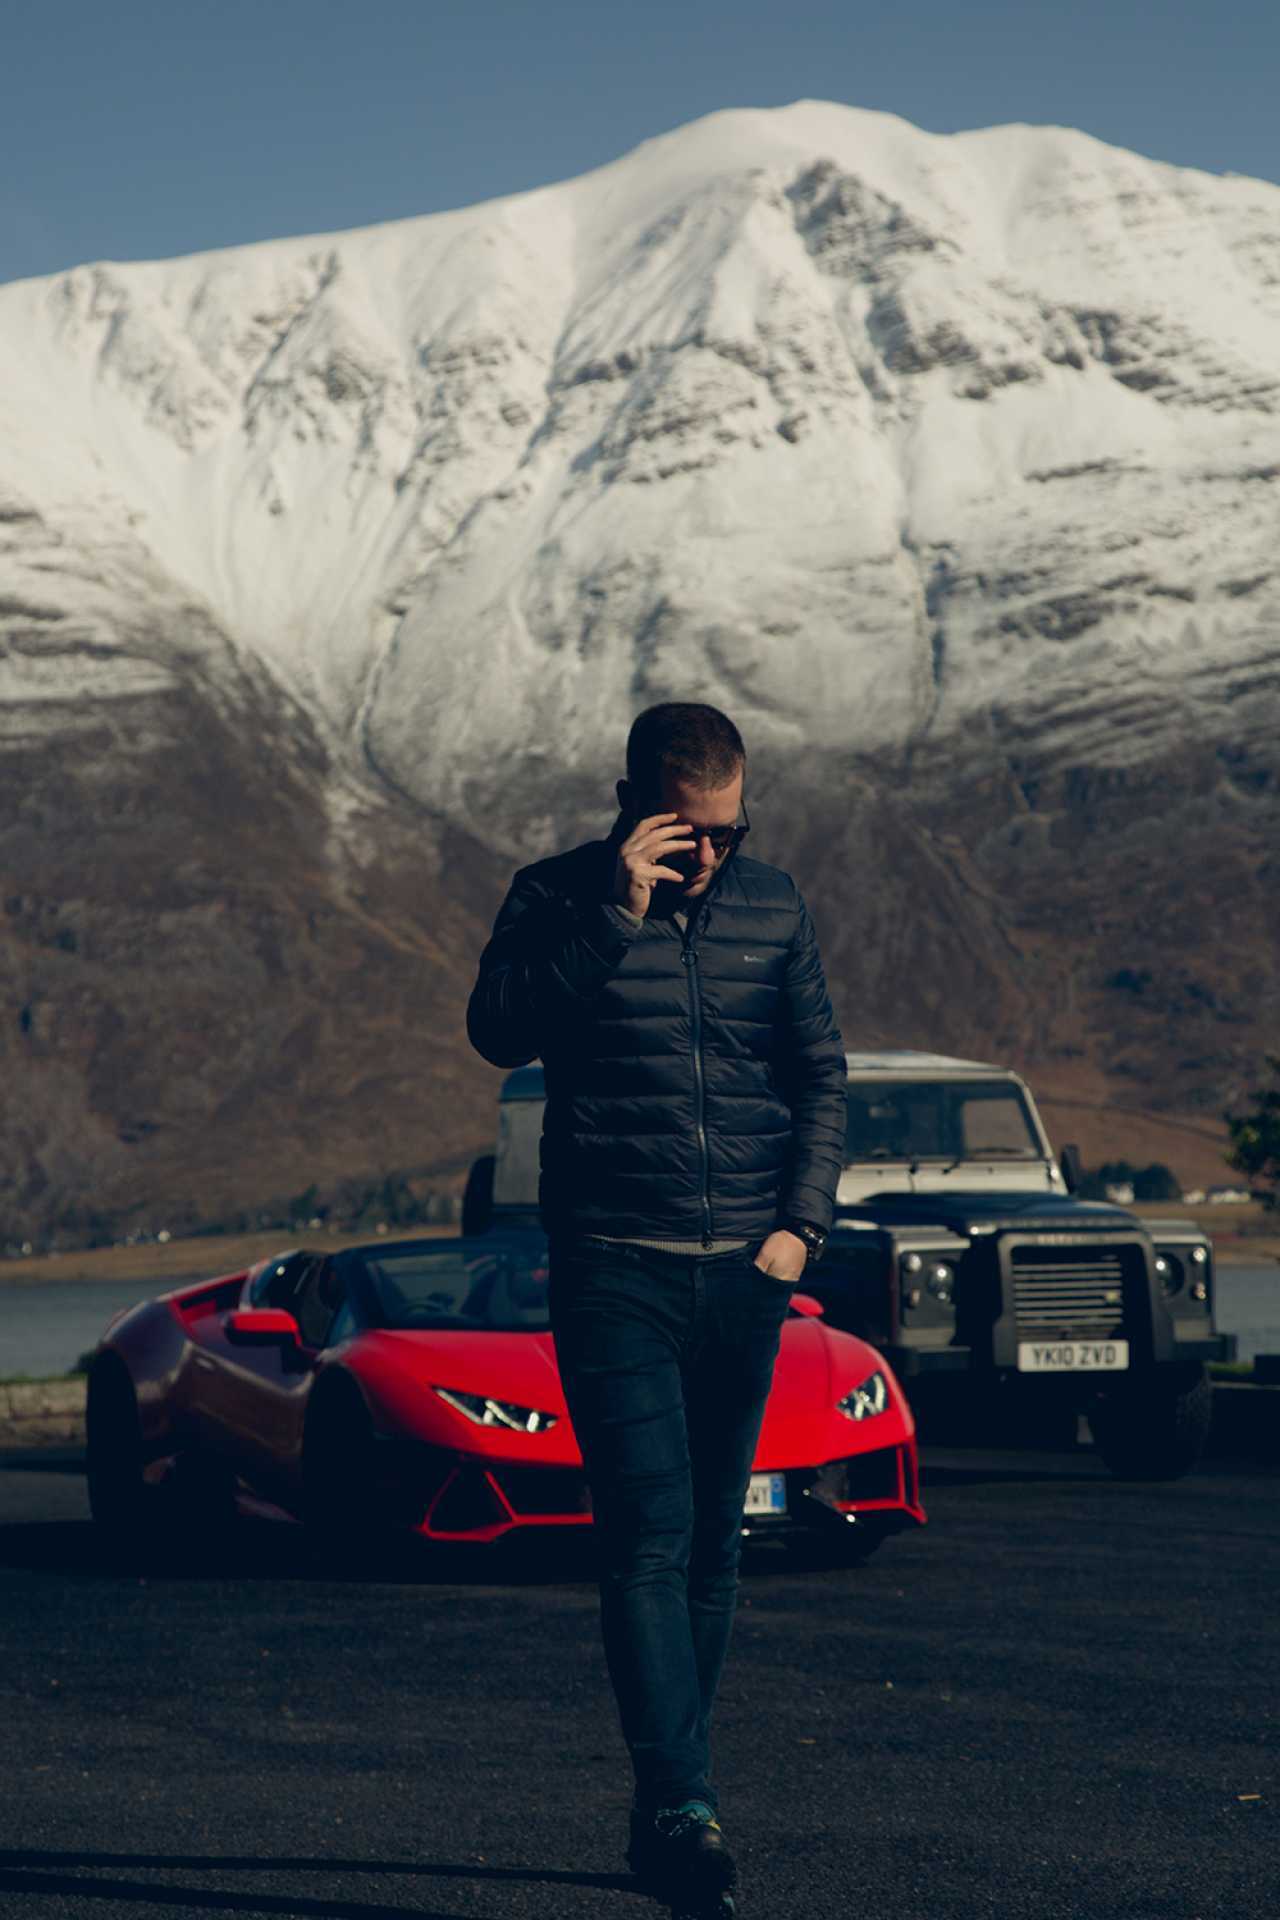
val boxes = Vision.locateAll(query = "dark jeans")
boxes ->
[548,1236,795,1813]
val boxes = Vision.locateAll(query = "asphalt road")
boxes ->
[0,1445,1276,1920]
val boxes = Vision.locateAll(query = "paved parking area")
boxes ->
[0,1445,1276,1920]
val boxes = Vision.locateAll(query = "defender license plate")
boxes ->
[744,1472,787,1515]
[1017,1340,1130,1372]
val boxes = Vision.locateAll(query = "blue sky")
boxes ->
[3,0,1277,285]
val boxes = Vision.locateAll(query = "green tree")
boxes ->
[1078,1159,1136,1201]
[378,1174,417,1226]
[1224,1057,1280,1209]
[1133,1163,1182,1202]
[286,1183,320,1226]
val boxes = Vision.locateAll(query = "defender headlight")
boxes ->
[434,1387,559,1433]
[1154,1253,1184,1297]
[926,1261,955,1304]
[837,1371,889,1422]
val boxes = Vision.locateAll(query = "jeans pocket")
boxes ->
[748,1244,801,1289]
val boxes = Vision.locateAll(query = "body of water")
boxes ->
[1206,1265,1280,1364]
[2,1262,1278,1381]
[1,1276,180,1380]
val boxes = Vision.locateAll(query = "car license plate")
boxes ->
[1017,1340,1130,1372]
[743,1472,787,1515]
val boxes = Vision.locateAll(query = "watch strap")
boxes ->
[782,1219,828,1263]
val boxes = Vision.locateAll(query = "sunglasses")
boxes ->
[691,812,750,855]
[636,799,751,857]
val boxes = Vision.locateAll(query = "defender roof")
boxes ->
[500,1052,1016,1102]
[844,1050,1011,1076]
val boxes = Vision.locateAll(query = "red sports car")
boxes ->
[86,1232,925,1559]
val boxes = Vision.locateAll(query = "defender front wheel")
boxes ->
[1089,1363,1213,1481]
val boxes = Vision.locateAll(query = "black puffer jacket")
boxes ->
[467,813,847,1243]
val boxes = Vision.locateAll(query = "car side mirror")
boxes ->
[1059,1144,1083,1194]
[788,1292,825,1318]
[226,1307,302,1346]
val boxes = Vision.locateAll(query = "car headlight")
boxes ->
[433,1386,559,1433]
[926,1261,955,1304]
[836,1371,889,1422]
[900,1250,956,1310]
[1154,1252,1184,1297]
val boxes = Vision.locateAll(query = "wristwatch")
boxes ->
[781,1220,828,1264]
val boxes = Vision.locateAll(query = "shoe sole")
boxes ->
[670,1896,737,1920]
[626,1845,737,1897]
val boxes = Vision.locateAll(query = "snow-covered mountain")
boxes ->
[3,101,1279,1237]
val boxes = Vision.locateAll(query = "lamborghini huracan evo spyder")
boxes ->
[86,1233,925,1558]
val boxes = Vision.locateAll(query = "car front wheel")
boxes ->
[302,1381,385,1561]
[86,1359,154,1538]
[1088,1362,1213,1480]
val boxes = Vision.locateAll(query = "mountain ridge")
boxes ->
[3,100,1277,1238]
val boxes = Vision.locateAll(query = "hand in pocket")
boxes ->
[751,1229,807,1285]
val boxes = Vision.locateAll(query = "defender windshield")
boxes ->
[845,1081,1041,1164]
[351,1238,550,1332]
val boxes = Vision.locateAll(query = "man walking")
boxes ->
[466,702,846,1913]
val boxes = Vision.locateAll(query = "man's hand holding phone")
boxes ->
[613,813,696,917]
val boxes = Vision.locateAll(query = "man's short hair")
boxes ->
[626,703,745,798]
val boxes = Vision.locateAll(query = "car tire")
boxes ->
[86,1358,156,1540]
[302,1379,383,1561]
[171,1448,239,1542]
[1088,1362,1213,1481]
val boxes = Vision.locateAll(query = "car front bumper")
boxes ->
[889,1331,1237,1377]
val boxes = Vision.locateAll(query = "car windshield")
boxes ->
[352,1238,551,1332]
[845,1080,1042,1163]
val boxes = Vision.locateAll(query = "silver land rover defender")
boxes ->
[463,1051,1235,1480]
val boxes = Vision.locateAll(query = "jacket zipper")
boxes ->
[681,913,714,1247]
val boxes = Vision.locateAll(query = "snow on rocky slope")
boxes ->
[4,100,1279,834]
[3,101,1279,1233]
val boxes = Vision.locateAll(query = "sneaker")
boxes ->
[627,1798,738,1898]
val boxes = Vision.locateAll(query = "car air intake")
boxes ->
[806,1448,902,1508]
[491,1466,592,1516]
[426,1467,510,1535]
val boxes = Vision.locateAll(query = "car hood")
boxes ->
[838,1191,1138,1236]
[351,1320,890,1451]
[759,1316,886,1437]
[361,1328,570,1412]
[361,1318,886,1434]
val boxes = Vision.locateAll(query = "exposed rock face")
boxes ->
[2,101,1278,1235]
[0,607,507,1240]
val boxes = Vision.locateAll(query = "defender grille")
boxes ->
[1011,1245,1128,1336]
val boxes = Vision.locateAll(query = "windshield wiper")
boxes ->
[939,1149,1038,1173]
[865,1147,921,1164]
